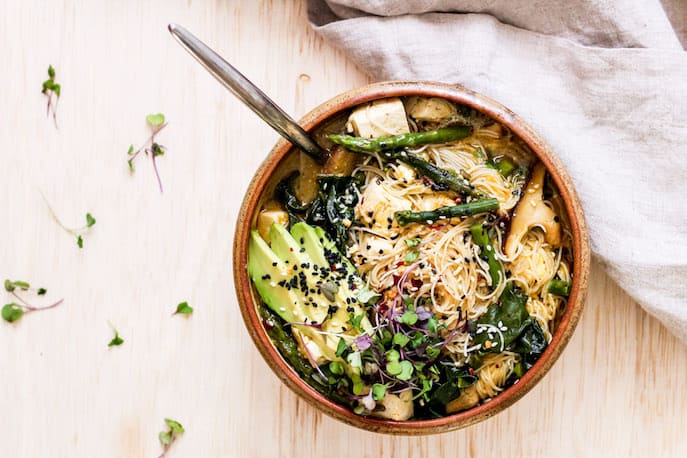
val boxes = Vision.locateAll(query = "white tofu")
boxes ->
[257,210,289,243]
[357,180,407,238]
[393,163,416,183]
[406,96,457,122]
[294,330,328,366]
[346,98,410,139]
[417,195,456,211]
[373,389,414,421]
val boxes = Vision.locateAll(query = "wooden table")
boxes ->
[2,1,686,456]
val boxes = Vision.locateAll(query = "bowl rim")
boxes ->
[233,80,590,435]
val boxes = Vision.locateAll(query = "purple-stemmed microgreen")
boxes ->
[127,113,168,193]
[2,279,63,323]
[158,418,185,458]
[42,194,96,249]
[41,65,61,128]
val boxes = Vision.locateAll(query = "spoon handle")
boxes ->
[168,23,325,161]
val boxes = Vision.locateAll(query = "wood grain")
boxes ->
[0,1,685,456]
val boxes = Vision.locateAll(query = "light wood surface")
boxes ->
[1,1,685,457]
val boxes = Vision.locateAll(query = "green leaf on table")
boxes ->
[164,418,185,434]
[85,213,96,228]
[2,303,24,323]
[108,328,124,347]
[146,113,166,127]
[159,431,172,447]
[37,288,47,295]
[76,235,83,249]
[174,302,193,315]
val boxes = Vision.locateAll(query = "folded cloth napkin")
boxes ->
[308,0,687,344]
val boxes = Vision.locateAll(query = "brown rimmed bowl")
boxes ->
[233,81,590,435]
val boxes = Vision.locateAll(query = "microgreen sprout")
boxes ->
[2,279,62,323]
[128,113,168,193]
[41,192,96,248]
[173,302,193,316]
[107,324,124,347]
[41,65,61,128]
[158,418,185,458]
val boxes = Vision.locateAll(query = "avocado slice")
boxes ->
[247,230,301,324]
[290,222,374,336]
[248,229,335,362]
[248,222,376,370]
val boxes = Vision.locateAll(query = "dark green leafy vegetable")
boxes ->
[428,364,477,412]
[472,284,548,369]
[275,173,363,251]
[511,320,547,369]
[548,279,571,297]
[328,126,471,153]
[275,172,309,227]
[395,198,499,226]
[473,284,531,352]
[470,223,503,290]
[487,156,516,177]
[307,175,362,252]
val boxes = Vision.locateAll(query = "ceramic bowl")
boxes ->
[233,81,590,434]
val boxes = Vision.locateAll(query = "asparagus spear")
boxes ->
[396,151,476,195]
[395,198,499,226]
[470,223,504,290]
[547,280,571,297]
[327,126,472,153]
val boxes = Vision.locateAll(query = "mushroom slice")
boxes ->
[445,385,480,414]
[372,389,414,421]
[504,163,561,258]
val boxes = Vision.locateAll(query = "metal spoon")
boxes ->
[167,23,325,161]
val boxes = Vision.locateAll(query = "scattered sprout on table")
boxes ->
[173,301,193,316]
[2,279,63,324]
[158,418,185,458]
[41,65,61,128]
[127,113,169,193]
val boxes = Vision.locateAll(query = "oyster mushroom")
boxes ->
[504,163,561,258]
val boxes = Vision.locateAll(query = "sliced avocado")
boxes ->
[248,230,301,324]
[249,222,374,383]
[268,223,331,325]
[248,229,335,361]
[291,223,374,335]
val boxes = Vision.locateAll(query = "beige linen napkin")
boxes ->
[308,0,687,343]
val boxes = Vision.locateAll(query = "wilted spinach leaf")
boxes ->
[473,284,530,351]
